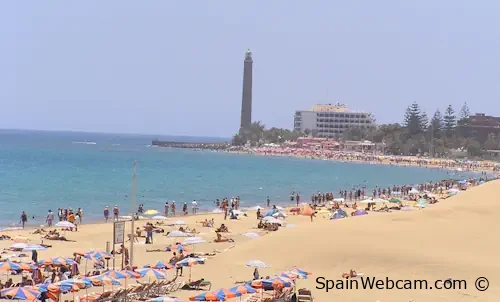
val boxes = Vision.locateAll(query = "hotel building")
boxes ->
[294,103,376,138]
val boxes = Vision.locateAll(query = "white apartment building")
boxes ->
[294,103,376,138]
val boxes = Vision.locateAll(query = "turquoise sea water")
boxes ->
[0,130,470,227]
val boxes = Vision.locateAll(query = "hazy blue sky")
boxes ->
[2,1,500,137]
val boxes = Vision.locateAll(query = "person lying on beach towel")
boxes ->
[214,232,234,243]
[0,235,11,240]
[43,234,75,242]
[32,228,47,234]
[342,269,363,278]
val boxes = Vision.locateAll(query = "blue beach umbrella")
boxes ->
[137,268,168,280]
[1,286,40,300]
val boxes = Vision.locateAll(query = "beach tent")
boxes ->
[352,209,368,216]
[330,209,348,220]
[263,208,278,217]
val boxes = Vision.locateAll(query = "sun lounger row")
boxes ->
[77,280,184,302]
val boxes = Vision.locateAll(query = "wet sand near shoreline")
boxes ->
[1,180,499,301]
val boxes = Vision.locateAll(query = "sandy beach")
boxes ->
[1,179,499,301]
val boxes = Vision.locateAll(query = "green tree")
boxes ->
[443,105,456,136]
[459,101,471,121]
[403,103,427,135]
[430,109,443,138]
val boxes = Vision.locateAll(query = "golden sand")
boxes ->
[1,180,499,301]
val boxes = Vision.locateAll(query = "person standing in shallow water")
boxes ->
[266,196,270,207]
[104,206,110,222]
[20,211,28,229]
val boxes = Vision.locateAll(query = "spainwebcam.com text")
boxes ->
[316,276,489,292]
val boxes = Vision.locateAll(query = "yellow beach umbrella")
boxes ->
[144,209,159,215]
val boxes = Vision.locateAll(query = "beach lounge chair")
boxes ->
[181,278,211,290]
[297,288,313,301]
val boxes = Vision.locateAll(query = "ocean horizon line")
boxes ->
[0,128,232,142]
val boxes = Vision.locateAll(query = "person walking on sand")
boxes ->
[20,211,28,229]
[183,202,188,216]
[113,205,119,221]
[104,206,110,222]
[46,210,54,227]
[171,201,176,216]
[165,201,169,217]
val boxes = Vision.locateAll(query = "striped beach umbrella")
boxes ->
[176,257,205,280]
[262,276,293,289]
[38,257,75,266]
[189,289,237,301]
[17,262,37,271]
[102,270,129,279]
[89,275,120,286]
[229,284,256,295]
[289,268,310,276]
[1,286,40,300]
[0,260,22,271]
[85,251,112,260]
[144,261,174,270]
[58,279,90,290]
[137,268,168,280]
[120,270,141,279]
[149,297,183,302]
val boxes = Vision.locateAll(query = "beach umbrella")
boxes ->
[121,270,141,279]
[39,257,75,266]
[88,275,120,286]
[409,188,419,194]
[262,276,293,289]
[182,237,207,245]
[176,257,205,267]
[144,261,174,269]
[333,198,344,202]
[152,215,170,220]
[1,286,40,300]
[189,289,237,301]
[176,257,205,280]
[55,221,76,228]
[229,284,256,295]
[22,244,47,252]
[16,262,37,271]
[246,260,270,268]
[0,260,22,271]
[275,206,284,211]
[102,270,130,279]
[144,209,159,215]
[212,209,223,213]
[389,198,401,203]
[148,297,183,302]
[243,232,260,239]
[85,251,112,260]
[288,268,311,277]
[401,206,413,212]
[167,231,189,238]
[137,268,168,280]
[173,220,186,225]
